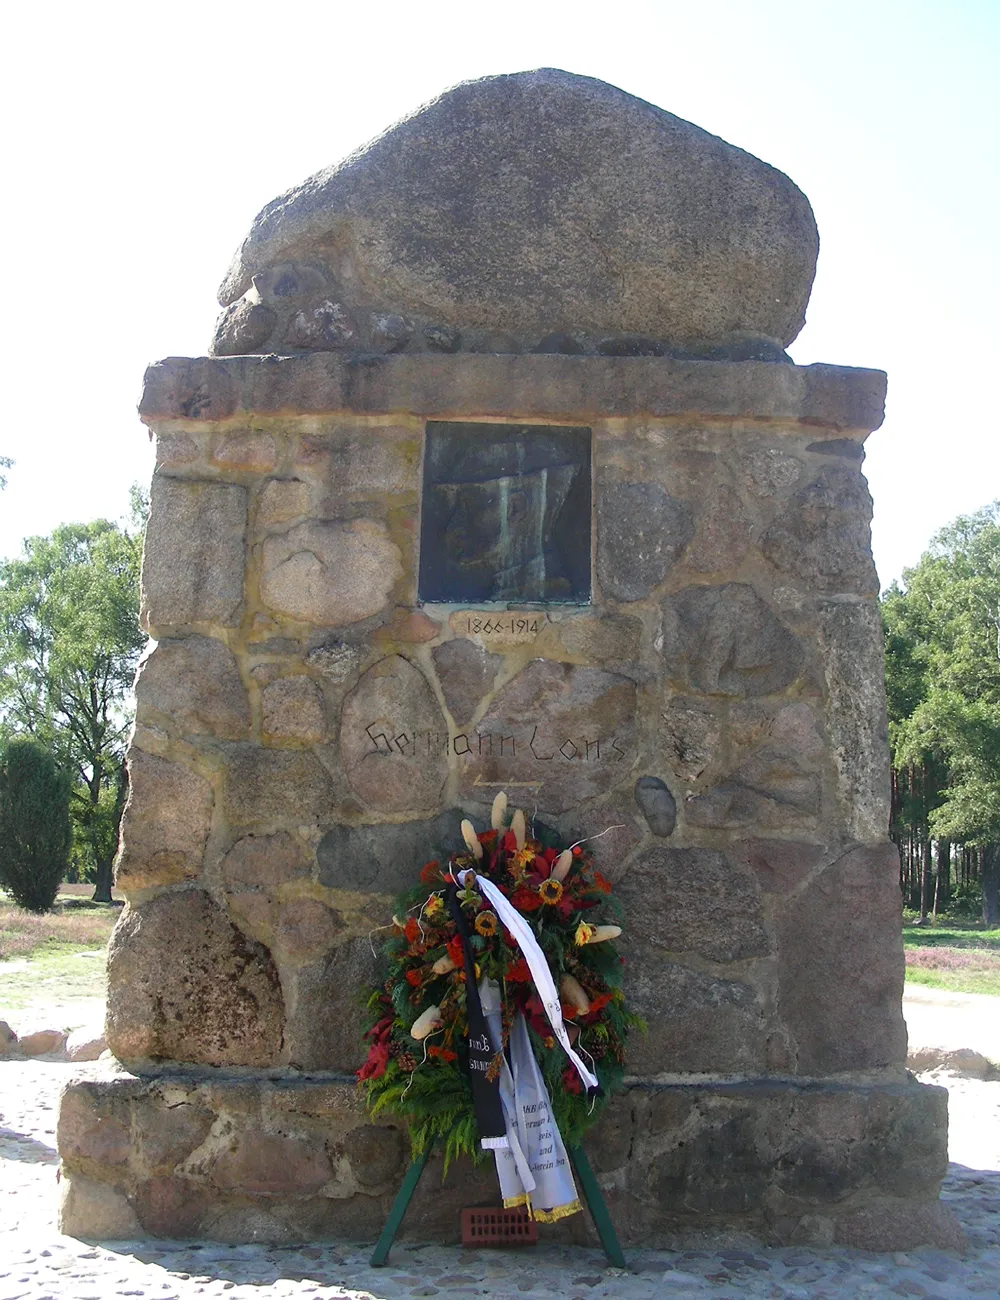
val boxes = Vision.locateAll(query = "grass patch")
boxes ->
[0,888,120,1022]
[0,889,121,961]
[904,919,1000,996]
[0,943,109,1015]
[905,965,1000,998]
[903,921,1000,951]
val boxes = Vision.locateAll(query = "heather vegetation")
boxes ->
[903,920,1000,997]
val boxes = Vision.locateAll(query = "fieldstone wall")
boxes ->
[102,352,903,1086]
[57,347,952,1247]
[59,1069,958,1250]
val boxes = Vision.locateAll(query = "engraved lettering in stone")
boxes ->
[366,723,392,754]
[530,725,554,760]
[362,721,632,765]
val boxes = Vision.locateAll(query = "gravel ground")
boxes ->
[1,1060,998,1300]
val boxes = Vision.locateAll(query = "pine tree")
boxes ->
[0,738,72,912]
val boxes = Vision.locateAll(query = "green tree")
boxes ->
[885,502,1000,926]
[0,737,72,912]
[0,512,145,902]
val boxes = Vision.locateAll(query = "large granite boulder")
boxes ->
[106,890,284,1070]
[215,69,817,356]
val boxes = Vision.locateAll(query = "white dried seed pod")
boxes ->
[461,818,484,860]
[559,974,591,1015]
[512,809,527,851]
[584,924,622,944]
[432,954,457,975]
[491,791,508,830]
[411,1005,443,1040]
[551,849,574,882]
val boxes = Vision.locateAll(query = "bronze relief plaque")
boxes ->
[418,422,592,604]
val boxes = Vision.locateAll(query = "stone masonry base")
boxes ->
[57,1069,963,1252]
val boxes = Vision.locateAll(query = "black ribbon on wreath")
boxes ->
[445,883,507,1144]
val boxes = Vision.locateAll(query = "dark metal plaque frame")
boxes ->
[418,422,592,605]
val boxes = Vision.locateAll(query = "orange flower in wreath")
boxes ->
[475,911,498,937]
[428,1044,458,1062]
[538,878,564,905]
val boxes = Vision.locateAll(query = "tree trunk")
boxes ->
[935,839,951,913]
[91,759,128,904]
[91,856,114,904]
[982,844,1000,929]
[933,844,942,920]
[920,822,934,921]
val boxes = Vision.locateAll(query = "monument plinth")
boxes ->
[58,70,956,1251]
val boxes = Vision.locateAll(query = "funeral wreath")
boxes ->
[360,793,644,1222]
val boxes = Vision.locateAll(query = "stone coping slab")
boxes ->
[139,353,887,434]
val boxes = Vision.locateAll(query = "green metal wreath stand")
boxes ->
[370,1141,626,1269]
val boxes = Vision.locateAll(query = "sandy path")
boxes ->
[904,986,1000,1066]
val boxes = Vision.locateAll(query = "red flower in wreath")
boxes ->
[510,887,543,913]
[404,917,421,943]
[586,991,614,1017]
[358,1040,390,1081]
[405,969,423,987]
[447,934,466,966]
[506,957,532,983]
[562,1065,583,1095]
[420,859,442,884]
[529,854,551,880]
[523,993,550,1037]
[364,1015,393,1044]
[428,1044,458,1062]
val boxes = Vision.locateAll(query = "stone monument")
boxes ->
[58,70,958,1251]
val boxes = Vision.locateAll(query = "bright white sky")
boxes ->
[1,0,996,589]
